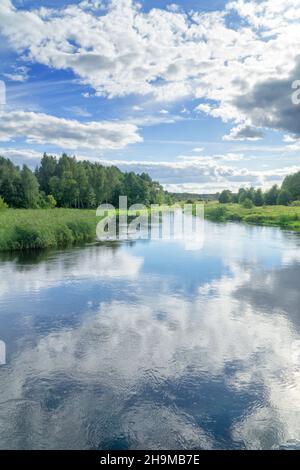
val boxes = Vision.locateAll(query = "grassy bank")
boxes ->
[204,203,300,231]
[0,207,155,252]
[0,209,100,252]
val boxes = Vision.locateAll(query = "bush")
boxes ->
[0,197,8,211]
[206,205,227,221]
[228,213,242,222]
[45,194,57,209]
[242,198,254,209]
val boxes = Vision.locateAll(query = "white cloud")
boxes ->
[0,110,142,150]
[0,246,143,299]
[132,105,143,111]
[3,66,29,83]
[1,0,300,156]
[1,254,300,449]
[0,0,299,139]
[0,147,43,163]
[223,124,265,141]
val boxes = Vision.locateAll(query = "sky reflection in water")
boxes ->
[0,221,300,450]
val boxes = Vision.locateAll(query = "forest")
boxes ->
[217,171,300,208]
[0,153,173,209]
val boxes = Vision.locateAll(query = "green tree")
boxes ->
[254,189,264,206]
[265,185,280,205]
[20,165,41,208]
[277,190,292,206]
[238,188,247,204]
[281,171,300,201]
[219,190,233,204]
[36,153,57,193]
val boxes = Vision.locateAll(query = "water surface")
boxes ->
[0,221,300,450]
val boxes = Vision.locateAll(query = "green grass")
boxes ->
[0,209,100,252]
[204,202,300,231]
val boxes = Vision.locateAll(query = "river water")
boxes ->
[0,221,300,450]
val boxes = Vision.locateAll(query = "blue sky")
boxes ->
[0,0,300,193]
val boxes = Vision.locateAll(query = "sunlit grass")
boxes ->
[204,203,300,231]
[0,209,99,251]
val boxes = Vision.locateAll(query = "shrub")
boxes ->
[206,205,227,221]
[45,195,57,209]
[242,198,254,209]
[0,196,8,211]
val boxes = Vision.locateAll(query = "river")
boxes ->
[0,220,300,449]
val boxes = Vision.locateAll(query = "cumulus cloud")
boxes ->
[232,59,300,137]
[223,124,265,141]
[1,0,300,162]
[0,0,299,128]
[0,110,142,150]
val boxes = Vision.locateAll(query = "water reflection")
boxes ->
[0,221,300,449]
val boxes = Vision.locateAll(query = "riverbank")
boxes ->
[1,204,300,252]
[0,209,99,252]
[204,203,300,231]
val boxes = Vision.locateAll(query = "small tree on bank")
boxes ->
[0,196,8,211]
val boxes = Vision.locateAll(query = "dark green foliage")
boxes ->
[20,165,41,208]
[0,154,171,209]
[205,205,228,221]
[218,179,300,207]
[277,190,292,206]
[282,171,300,200]
[254,189,264,206]
[264,185,280,206]
[218,190,233,203]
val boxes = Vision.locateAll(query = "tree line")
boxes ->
[0,154,173,209]
[218,171,300,207]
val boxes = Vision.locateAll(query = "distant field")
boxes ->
[204,202,300,231]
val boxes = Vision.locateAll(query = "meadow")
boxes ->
[204,202,300,231]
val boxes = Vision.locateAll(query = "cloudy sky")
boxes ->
[0,0,300,193]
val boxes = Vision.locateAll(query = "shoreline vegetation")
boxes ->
[0,203,300,253]
[204,203,300,232]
